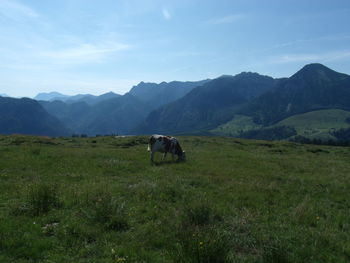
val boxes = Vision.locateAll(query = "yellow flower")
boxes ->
[199,241,204,246]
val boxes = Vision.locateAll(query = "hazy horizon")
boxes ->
[1,0,350,97]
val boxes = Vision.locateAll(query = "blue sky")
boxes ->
[0,0,350,97]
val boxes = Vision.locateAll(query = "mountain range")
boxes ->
[0,97,70,136]
[136,72,276,134]
[1,63,350,142]
[34,91,121,105]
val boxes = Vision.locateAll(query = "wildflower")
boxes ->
[116,256,127,262]
[111,248,115,254]
[316,216,320,220]
[199,241,204,246]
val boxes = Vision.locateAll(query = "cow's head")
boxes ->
[178,151,186,161]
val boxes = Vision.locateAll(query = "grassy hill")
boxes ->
[0,135,349,262]
[277,109,350,139]
[212,109,350,141]
[211,115,262,136]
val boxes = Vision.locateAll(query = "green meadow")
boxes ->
[0,135,349,262]
[277,109,350,140]
[211,109,350,141]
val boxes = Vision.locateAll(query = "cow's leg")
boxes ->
[162,152,167,160]
[150,152,155,163]
[171,153,175,162]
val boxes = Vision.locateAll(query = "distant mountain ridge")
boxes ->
[127,79,210,109]
[34,92,69,101]
[34,91,121,105]
[40,80,208,135]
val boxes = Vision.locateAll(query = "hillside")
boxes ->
[0,97,70,136]
[0,135,349,262]
[137,73,276,134]
[277,109,350,139]
[242,63,350,125]
[210,64,350,142]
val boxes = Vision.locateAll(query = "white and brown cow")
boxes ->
[147,134,186,163]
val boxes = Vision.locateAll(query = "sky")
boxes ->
[0,0,350,98]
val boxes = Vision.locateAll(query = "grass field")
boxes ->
[0,135,349,262]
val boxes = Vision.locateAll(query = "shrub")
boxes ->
[82,190,129,231]
[27,183,61,216]
[174,202,229,262]
[31,148,41,155]
[175,224,230,263]
[11,183,61,216]
[186,204,212,226]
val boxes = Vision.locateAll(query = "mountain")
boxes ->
[41,94,152,136]
[7,63,350,141]
[136,72,276,134]
[0,97,70,136]
[241,63,350,125]
[40,100,91,133]
[76,94,151,135]
[40,80,209,136]
[128,79,210,109]
[60,92,121,105]
[34,92,69,101]
[34,91,121,105]
[91,92,122,104]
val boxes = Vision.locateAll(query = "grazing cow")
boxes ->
[147,134,186,163]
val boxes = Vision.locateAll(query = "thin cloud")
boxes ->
[162,7,171,20]
[0,0,39,20]
[207,14,247,25]
[272,34,350,50]
[0,38,132,71]
[40,41,131,64]
[269,50,350,64]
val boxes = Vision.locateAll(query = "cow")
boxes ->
[147,134,186,163]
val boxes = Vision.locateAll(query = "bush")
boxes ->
[82,190,129,231]
[28,183,61,216]
[239,126,297,140]
[11,183,61,216]
[175,225,230,263]
[185,203,213,226]
[174,202,229,262]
